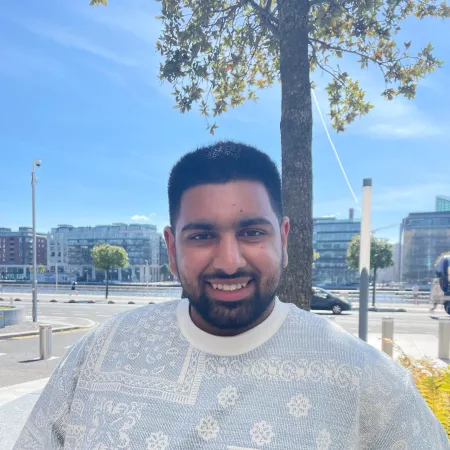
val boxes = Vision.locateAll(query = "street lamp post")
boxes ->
[31,158,42,323]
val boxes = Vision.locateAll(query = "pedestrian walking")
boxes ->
[430,278,443,312]
[412,283,419,305]
[14,141,449,449]
[69,280,78,296]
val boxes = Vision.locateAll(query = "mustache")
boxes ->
[202,271,256,281]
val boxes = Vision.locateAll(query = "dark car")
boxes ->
[311,287,352,314]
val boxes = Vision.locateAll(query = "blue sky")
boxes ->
[1,1,449,243]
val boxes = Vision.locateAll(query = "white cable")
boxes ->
[311,88,360,209]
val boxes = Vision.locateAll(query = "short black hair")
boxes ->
[168,141,282,227]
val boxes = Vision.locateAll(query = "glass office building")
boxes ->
[401,211,450,284]
[436,196,450,212]
[48,223,162,282]
[313,216,361,286]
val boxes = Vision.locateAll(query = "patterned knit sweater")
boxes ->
[14,298,449,449]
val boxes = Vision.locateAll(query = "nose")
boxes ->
[212,234,246,275]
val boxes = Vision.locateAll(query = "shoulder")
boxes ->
[97,299,180,334]
[284,303,408,377]
[73,300,181,359]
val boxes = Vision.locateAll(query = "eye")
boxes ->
[241,230,265,238]
[189,233,215,241]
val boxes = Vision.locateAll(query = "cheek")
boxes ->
[250,242,283,270]
[178,246,213,277]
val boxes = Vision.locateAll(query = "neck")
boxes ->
[189,299,276,337]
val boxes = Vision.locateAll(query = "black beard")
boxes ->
[177,254,285,330]
[189,285,277,330]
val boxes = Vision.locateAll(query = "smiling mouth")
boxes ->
[208,280,251,292]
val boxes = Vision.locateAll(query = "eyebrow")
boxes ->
[181,222,216,233]
[180,217,273,233]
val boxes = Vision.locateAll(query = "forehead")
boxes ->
[176,181,276,231]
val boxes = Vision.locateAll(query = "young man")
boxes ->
[15,142,448,449]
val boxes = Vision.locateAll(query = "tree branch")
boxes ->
[246,0,280,39]
[309,37,418,69]
[309,43,346,86]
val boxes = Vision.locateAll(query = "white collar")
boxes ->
[176,297,290,356]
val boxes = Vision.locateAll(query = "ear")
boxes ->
[281,217,290,268]
[164,226,179,278]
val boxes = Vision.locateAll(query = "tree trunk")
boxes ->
[277,0,313,309]
[372,268,377,307]
[105,269,109,299]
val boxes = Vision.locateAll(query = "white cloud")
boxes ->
[79,3,160,46]
[362,97,444,139]
[29,24,138,66]
[311,57,448,140]
[131,215,150,221]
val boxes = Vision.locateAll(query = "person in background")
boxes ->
[412,283,419,305]
[430,277,443,312]
[69,280,78,296]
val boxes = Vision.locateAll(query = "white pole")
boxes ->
[359,178,372,342]
[31,159,41,322]
[381,316,394,357]
[438,319,450,360]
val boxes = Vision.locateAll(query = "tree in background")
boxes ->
[347,235,394,307]
[91,0,448,309]
[91,245,129,299]
[38,265,47,274]
[160,264,171,281]
[313,251,320,269]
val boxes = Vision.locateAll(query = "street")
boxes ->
[0,300,446,388]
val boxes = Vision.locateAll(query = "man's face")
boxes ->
[164,180,289,330]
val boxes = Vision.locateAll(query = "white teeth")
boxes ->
[211,282,248,291]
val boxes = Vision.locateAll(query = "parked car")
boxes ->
[311,287,352,314]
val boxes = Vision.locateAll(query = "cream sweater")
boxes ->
[14,299,449,449]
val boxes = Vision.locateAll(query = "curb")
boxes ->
[0,323,97,340]
[352,307,422,313]
[369,307,407,313]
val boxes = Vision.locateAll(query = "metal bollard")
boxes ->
[39,324,52,360]
[438,319,450,360]
[381,316,394,357]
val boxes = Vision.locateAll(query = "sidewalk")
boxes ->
[0,378,47,450]
[364,332,449,367]
[0,315,96,339]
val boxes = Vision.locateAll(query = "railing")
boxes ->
[0,283,437,304]
[0,283,182,298]
[330,289,432,305]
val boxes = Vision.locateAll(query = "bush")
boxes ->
[391,340,450,437]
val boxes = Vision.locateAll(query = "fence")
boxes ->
[0,283,182,299]
[331,289,432,305]
[0,283,435,304]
